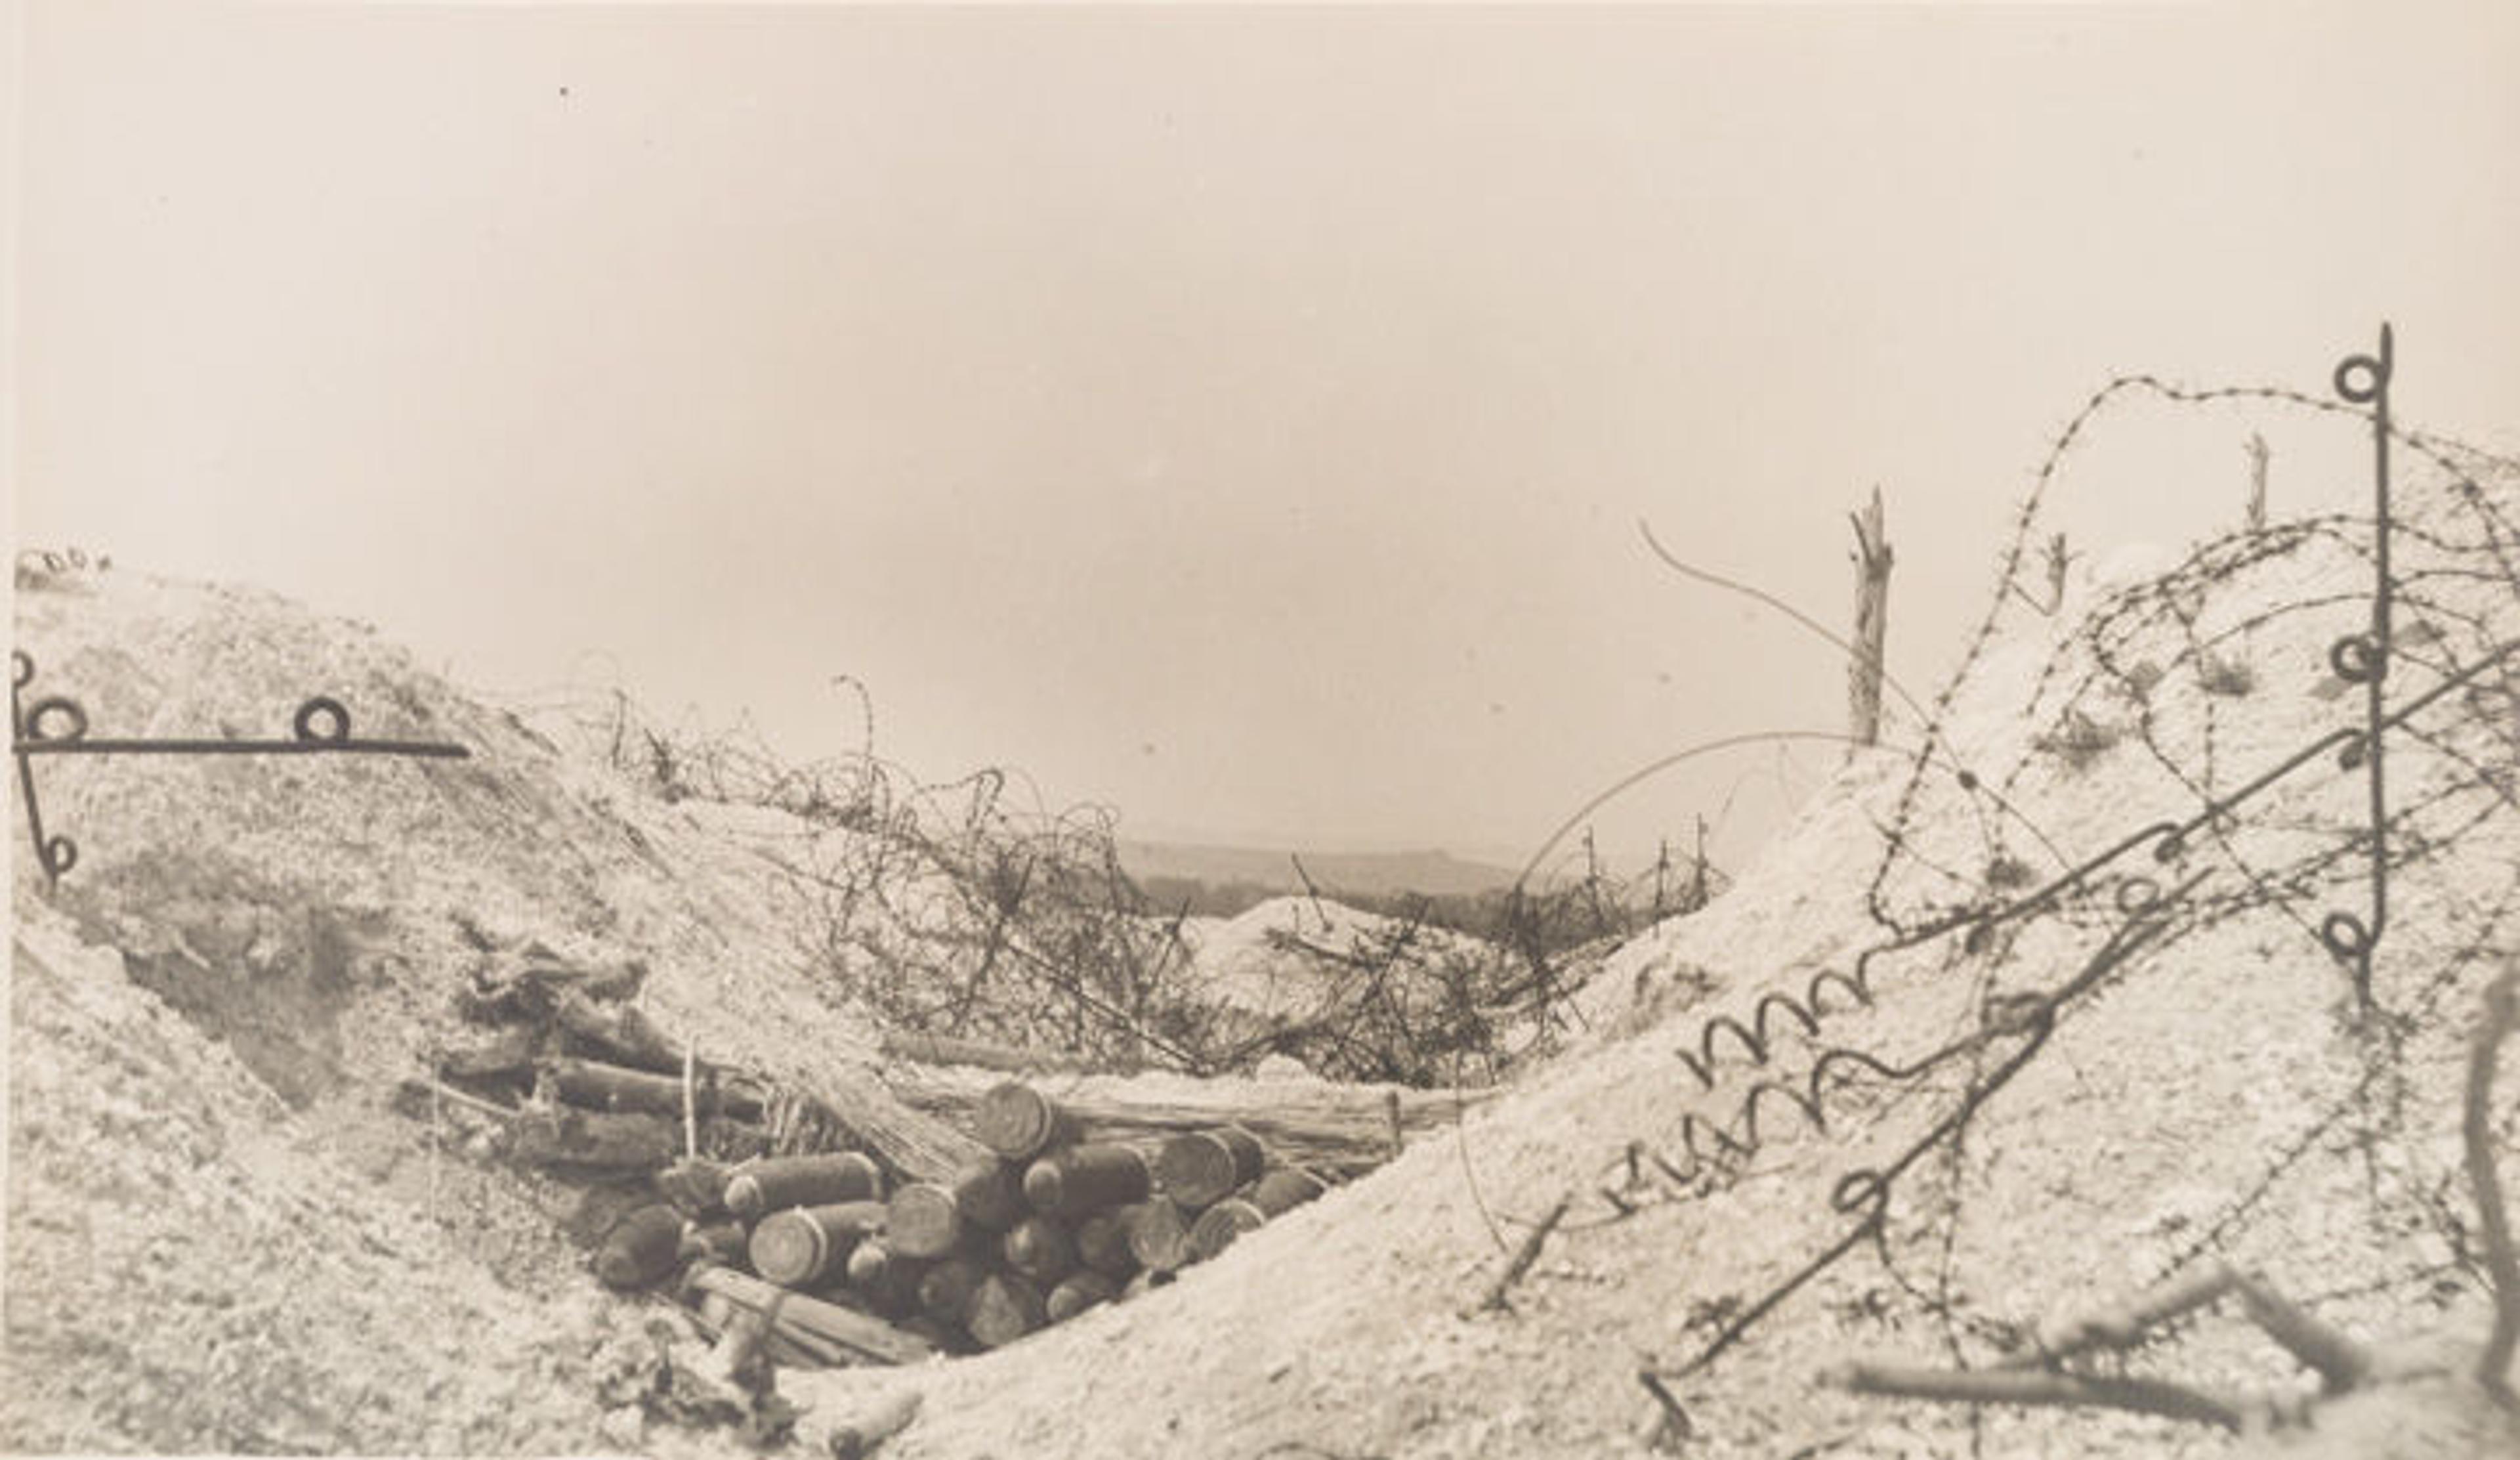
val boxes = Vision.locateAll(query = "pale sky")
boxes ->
[11,3,2519,872]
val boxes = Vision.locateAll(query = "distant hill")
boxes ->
[1114,839,1524,900]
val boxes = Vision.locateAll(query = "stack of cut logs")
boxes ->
[608,1080,1328,1364]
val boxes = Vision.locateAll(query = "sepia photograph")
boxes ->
[9,3,2520,1456]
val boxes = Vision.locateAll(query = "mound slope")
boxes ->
[7,397,2520,1460]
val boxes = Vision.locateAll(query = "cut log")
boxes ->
[826,1388,923,1460]
[1187,1199,1267,1262]
[973,1082,1077,1162]
[844,1241,927,1318]
[950,1158,1027,1233]
[1251,1167,1328,1216]
[1046,1272,1119,1323]
[1002,1216,1078,1285]
[1074,1213,1139,1281]
[553,989,686,1074]
[891,1067,1490,1180]
[885,1183,966,1260]
[596,1204,686,1290]
[725,1153,885,1218]
[1121,1268,1174,1302]
[1156,1128,1265,1211]
[1024,1144,1151,1219]
[1127,1197,1194,1274]
[916,1256,988,1327]
[687,1264,939,1367]
[658,1157,737,1219]
[965,1272,1047,1350]
[438,1025,543,1080]
[880,1031,1092,1074]
[747,1202,887,1289]
[506,1107,682,1169]
[545,1056,763,1121]
[679,1220,748,1268]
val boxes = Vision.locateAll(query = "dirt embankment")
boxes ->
[9,410,2520,1460]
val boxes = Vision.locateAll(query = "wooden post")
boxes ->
[1849,486,1893,747]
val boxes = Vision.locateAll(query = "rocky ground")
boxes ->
[7,406,2520,1458]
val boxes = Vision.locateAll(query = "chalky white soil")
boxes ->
[7,409,2519,1458]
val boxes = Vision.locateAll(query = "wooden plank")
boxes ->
[889,1067,1492,1180]
[801,1066,992,1186]
[687,1265,939,1367]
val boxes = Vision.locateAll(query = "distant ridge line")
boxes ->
[1114,839,1524,900]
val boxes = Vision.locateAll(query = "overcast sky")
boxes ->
[12,3,2519,872]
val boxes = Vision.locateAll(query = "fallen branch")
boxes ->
[2013,1261,2235,1363]
[1823,1361,2248,1431]
[2229,1269,2371,1394]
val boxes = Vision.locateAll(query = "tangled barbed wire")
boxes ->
[1484,340,2520,1448]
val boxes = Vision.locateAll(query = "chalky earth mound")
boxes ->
[9,395,2520,1458]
